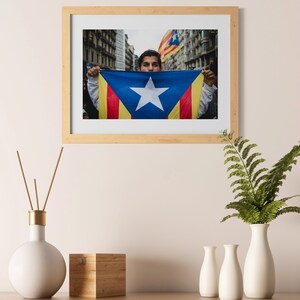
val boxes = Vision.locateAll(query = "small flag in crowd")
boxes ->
[98,70,204,119]
[158,29,180,63]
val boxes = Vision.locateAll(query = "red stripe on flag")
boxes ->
[158,31,172,51]
[180,86,192,119]
[162,31,172,44]
[162,45,178,57]
[107,85,120,119]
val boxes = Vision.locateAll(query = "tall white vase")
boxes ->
[219,244,243,300]
[8,210,66,298]
[243,224,275,298]
[199,246,219,297]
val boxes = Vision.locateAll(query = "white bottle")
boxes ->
[243,224,275,298]
[199,246,219,297]
[9,210,66,298]
[219,244,243,300]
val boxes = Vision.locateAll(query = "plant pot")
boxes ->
[243,224,275,298]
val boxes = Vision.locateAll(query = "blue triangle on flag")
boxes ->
[169,30,180,46]
[100,70,202,119]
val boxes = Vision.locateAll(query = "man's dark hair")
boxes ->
[138,49,162,69]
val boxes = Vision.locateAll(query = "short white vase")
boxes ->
[219,244,243,300]
[199,246,218,297]
[243,224,275,299]
[8,210,66,298]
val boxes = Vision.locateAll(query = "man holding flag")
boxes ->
[86,49,217,119]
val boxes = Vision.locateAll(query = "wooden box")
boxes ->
[69,254,126,298]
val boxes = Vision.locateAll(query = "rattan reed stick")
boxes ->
[34,178,40,210]
[16,151,34,210]
[43,147,64,211]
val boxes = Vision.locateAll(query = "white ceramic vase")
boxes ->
[8,210,66,298]
[199,246,219,297]
[243,224,275,298]
[219,244,243,300]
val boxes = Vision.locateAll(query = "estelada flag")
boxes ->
[98,69,204,119]
[158,29,180,63]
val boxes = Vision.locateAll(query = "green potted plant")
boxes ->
[220,130,300,299]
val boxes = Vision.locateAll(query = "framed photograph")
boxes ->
[62,6,238,143]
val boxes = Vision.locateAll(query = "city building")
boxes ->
[83,30,117,72]
[163,29,218,72]
[83,30,135,73]
[125,34,135,71]
[116,30,125,70]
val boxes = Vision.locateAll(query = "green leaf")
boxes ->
[238,139,250,152]
[226,201,261,223]
[230,179,249,187]
[268,145,300,178]
[277,206,300,217]
[224,150,237,156]
[227,164,244,172]
[234,136,243,147]
[259,201,286,223]
[225,156,241,164]
[252,168,268,183]
[228,170,247,179]
[246,152,262,168]
[254,174,268,188]
[264,144,300,201]
[228,132,234,140]
[232,184,251,194]
[224,144,235,151]
[234,191,253,200]
[248,158,266,176]
[277,195,300,202]
[221,213,240,223]
[242,144,257,159]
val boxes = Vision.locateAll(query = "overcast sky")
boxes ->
[125,29,168,57]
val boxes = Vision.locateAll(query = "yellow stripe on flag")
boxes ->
[98,74,107,119]
[192,73,204,119]
[161,46,180,63]
[168,101,180,119]
[158,30,172,52]
[119,101,131,119]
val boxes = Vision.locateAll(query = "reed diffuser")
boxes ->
[8,147,66,299]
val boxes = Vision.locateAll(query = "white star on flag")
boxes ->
[172,32,178,42]
[130,77,169,111]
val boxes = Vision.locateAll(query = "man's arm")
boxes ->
[87,76,99,111]
[198,83,218,118]
[86,66,100,111]
[198,68,218,118]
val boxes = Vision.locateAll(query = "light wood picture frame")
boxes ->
[62,6,238,144]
